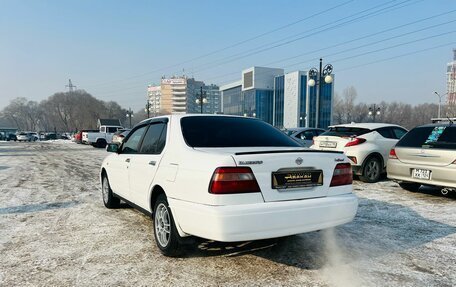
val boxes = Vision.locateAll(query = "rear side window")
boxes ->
[181,116,300,148]
[392,128,407,139]
[107,127,119,133]
[397,126,456,150]
[140,123,167,154]
[321,127,370,137]
[376,127,394,139]
[296,130,315,140]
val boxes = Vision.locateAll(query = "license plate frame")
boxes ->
[272,169,323,189]
[411,168,431,180]
[319,141,337,148]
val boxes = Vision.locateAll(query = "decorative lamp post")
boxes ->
[307,58,333,128]
[126,108,134,128]
[368,104,381,123]
[195,86,208,114]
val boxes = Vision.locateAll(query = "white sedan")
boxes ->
[100,115,358,256]
[312,123,408,183]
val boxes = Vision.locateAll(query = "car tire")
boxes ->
[359,156,382,183]
[153,194,183,257]
[101,175,120,208]
[399,182,421,192]
[96,139,107,148]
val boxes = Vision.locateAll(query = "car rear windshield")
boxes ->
[320,127,370,137]
[181,116,301,148]
[396,126,456,150]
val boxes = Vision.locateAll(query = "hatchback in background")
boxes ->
[17,132,37,142]
[312,123,408,183]
[285,128,325,147]
[387,123,456,196]
[111,129,131,145]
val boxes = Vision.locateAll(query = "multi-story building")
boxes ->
[155,77,221,114]
[220,66,334,129]
[221,67,283,124]
[447,49,456,105]
[147,85,161,116]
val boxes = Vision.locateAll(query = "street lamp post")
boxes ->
[368,104,381,123]
[145,100,151,118]
[434,91,448,118]
[307,58,333,128]
[195,86,208,114]
[126,108,134,128]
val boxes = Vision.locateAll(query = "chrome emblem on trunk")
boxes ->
[295,157,303,165]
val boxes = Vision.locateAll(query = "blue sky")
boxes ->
[1,0,455,111]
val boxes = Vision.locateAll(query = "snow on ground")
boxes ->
[0,141,455,287]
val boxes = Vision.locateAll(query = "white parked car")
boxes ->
[100,115,358,256]
[16,132,38,142]
[312,123,408,183]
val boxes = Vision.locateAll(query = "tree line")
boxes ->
[332,87,456,129]
[0,90,130,132]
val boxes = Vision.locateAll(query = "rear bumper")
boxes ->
[387,160,456,188]
[169,194,358,242]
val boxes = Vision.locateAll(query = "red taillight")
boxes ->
[330,163,353,187]
[209,167,261,194]
[389,148,398,159]
[345,137,366,147]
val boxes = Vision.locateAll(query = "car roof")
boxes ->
[417,122,454,128]
[329,122,403,129]
[286,127,325,132]
[139,113,257,125]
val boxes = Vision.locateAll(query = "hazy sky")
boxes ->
[1,0,455,111]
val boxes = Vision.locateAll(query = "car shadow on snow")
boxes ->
[0,201,80,215]
[183,198,456,270]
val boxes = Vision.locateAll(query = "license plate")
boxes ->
[412,169,431,180]
[272,169,323,189]
[319,141,337,148]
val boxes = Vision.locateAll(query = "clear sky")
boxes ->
[1,0,455,111]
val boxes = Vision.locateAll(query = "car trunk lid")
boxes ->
[196,147,345,202]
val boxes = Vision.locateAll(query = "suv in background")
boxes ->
[312,123,408,183]
[387,123,456,196]
[285,128,325,147]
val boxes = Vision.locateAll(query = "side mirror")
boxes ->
[106,143,119,153]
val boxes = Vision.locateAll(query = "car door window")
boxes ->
[376,127,394,139]
[297,130,315,140]
[392,128,407,139]
[139,123,167,154]
[121,126,147,154]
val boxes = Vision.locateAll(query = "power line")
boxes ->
[188,0,420,76]
[90,0,421,97]
[83,0,355,89]
[336,41,456,72]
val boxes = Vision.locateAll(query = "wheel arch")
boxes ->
[362,152,385,170]
[150,185,166,215]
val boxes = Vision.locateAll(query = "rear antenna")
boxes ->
[447,116,453,126]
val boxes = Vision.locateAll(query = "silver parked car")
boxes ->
[111,129,130,145]
[285,128,326,147]
[387,123,456,196]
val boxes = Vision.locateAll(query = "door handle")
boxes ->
[149,161,156,166]
[125,158,130,163]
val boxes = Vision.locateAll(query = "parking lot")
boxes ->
[0,141,455,287]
